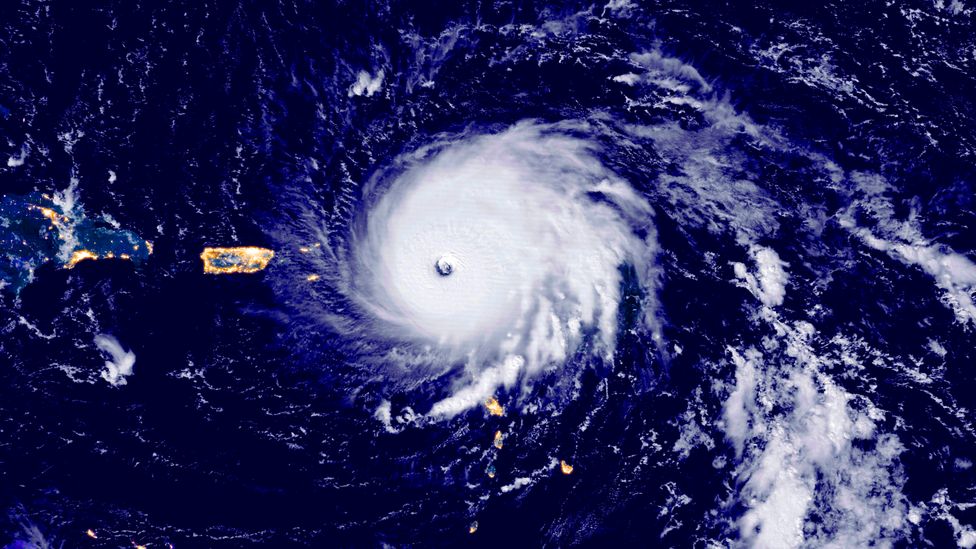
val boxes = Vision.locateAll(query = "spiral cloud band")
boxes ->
[350,122,659,417]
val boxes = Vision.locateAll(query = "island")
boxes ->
[0,191,152,295]
[200,247,274,274]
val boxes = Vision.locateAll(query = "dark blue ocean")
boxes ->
[2,1,976,547]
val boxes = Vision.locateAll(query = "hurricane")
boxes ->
[321,121,657,417]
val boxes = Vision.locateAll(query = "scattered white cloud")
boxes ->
[722,318,907,548]
[911,488,976,548]
[839,172,976,325]
[348,69,385,97]
[733,246,790,308]
[428,355,523,418]
[7,144,27,167]
[627,50,712,93]
[500,476,533,493]
[603,0,637,15]
[94,334,135,387]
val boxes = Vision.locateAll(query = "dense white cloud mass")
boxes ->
[349,121,660,417]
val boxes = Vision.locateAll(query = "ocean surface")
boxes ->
[2,1,976,547]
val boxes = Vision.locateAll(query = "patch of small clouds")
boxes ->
[348,69,385,97]
[721,317,908,547]
[428,355,523,419]
[838,172,976,325]
[7,144,27,167]
[94,334,135,387]
[613,50,712,94]
[733,246,790,308]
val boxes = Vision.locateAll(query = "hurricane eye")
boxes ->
[435,254,456,276]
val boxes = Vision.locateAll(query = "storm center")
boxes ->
[435,254,456,276]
